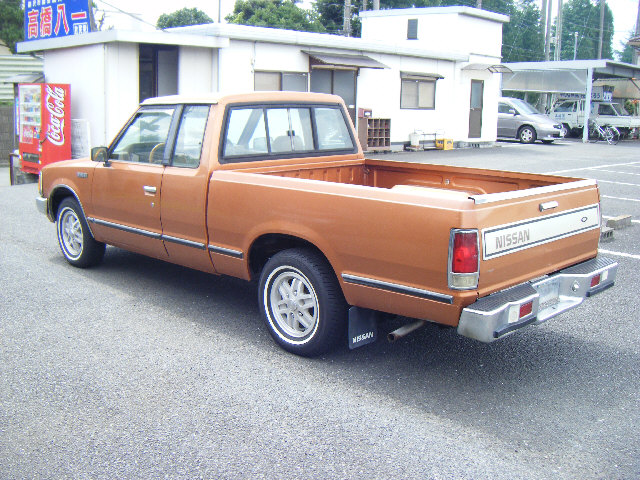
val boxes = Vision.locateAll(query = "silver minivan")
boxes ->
[498,97,564,144]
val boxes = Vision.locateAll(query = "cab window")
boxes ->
[110,107,175,164]
[554,101,576,113]
[221,104,354,162]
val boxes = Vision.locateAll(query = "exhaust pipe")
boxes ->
[387,320,427,343]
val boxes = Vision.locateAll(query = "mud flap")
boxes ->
[348,307,378,349]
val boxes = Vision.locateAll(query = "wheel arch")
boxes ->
[49,185,80,218]
[49,185,96,237]
[248,233,338,283]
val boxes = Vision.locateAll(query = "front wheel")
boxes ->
[258,248,347,357]
[56,197,105,268]
[518,126,536,144]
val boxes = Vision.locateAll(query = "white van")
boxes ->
[550,99,640,137]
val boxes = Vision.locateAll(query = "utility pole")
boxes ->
[343,0,352,36]
[476,0,482,8]
[556,0,563,60]
[373,0,380,10]
[545,0,552,60]
[634,0,640,64]
[574,32,579,60]
[598,0,605,59]
[361,0,367,12]
[541,0,548,57]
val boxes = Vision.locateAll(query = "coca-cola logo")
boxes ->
[45,85,66,146]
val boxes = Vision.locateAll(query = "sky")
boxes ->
[93,0,639,57]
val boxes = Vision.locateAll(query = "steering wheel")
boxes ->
[149,143,165,164]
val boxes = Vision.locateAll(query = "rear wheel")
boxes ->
[518,126,536,144]
[56,197,105,268]
[258,248,347,357]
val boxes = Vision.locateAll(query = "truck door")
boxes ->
[158,104,216,274]
[90,106,175,259]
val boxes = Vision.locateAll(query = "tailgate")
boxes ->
[470,179,602,296]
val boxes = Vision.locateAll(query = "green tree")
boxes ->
[227,0,326,32]
[157,7,213,29]
[500,0,544,62]
[558,0,614,60]
[616,32,636,63]
[0,0,23,53]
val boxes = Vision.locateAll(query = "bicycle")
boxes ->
[588,120,620,145]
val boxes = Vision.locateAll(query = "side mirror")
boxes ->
[509,108,517,116]
[91,146,109,165]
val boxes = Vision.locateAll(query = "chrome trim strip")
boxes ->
[342,273,454,304]
[208,244,244,259]
[470,179,597,205]
[163,235,206,250]
[87,217,161,239]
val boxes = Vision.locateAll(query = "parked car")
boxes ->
[550,99,640,138]
[498,97,564,144]
[36,91,616,356]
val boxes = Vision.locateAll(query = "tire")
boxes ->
[561,123,571,137]
[258,248,347,357]
[56,197,105,268]
[518,126,536,144]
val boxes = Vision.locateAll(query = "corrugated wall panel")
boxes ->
[0,54,44,102]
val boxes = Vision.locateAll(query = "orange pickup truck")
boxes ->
[37,91,617,356]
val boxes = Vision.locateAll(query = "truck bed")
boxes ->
[241,157,583,197]
[209,157,601,325]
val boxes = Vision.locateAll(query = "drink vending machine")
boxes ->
[18,83,71,174]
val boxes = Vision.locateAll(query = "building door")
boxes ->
[468,79,484,138]
[310,69,357,123]
[139,45,178,102]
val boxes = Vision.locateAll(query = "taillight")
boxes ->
[590,274,601,288]
[448,229,479,290]
[452,231,479,273]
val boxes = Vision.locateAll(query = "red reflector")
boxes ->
[519,301,533,318]
[590,274,601,287]
[452,231,478,273]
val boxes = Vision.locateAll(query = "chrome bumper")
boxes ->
[36,196,49,216]
[457,257,618,342]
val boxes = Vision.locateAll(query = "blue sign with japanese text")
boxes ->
[24,0,92,41]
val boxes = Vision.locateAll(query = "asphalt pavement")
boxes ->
[1,139,638,479]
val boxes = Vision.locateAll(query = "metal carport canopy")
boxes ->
[501,60,640,94]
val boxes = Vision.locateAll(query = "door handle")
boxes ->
[143,185,157,194]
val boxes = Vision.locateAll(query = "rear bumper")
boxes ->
[457,257,618,342]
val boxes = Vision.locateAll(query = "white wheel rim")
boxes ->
[266,267,319,341]
[59,207,83,259]
[521,129,533,142]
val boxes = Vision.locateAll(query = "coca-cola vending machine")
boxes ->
[18,83,71,174]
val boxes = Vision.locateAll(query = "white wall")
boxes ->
[45,45,107,147]
[104,43,138,145]
[357,55,459,143]
[360,10,504,59]
[178,46,214,94]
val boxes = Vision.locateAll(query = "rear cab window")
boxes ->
[220,102,356,163]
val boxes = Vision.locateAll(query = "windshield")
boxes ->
[509,98,543,115]
[612,103,630,116]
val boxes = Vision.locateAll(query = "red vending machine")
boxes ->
[18,83,71,174]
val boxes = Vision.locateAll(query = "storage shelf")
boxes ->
[365,118,391,151]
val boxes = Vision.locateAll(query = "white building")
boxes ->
[17,7,508,151]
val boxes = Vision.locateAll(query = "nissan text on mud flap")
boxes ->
[36,92,617,357]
